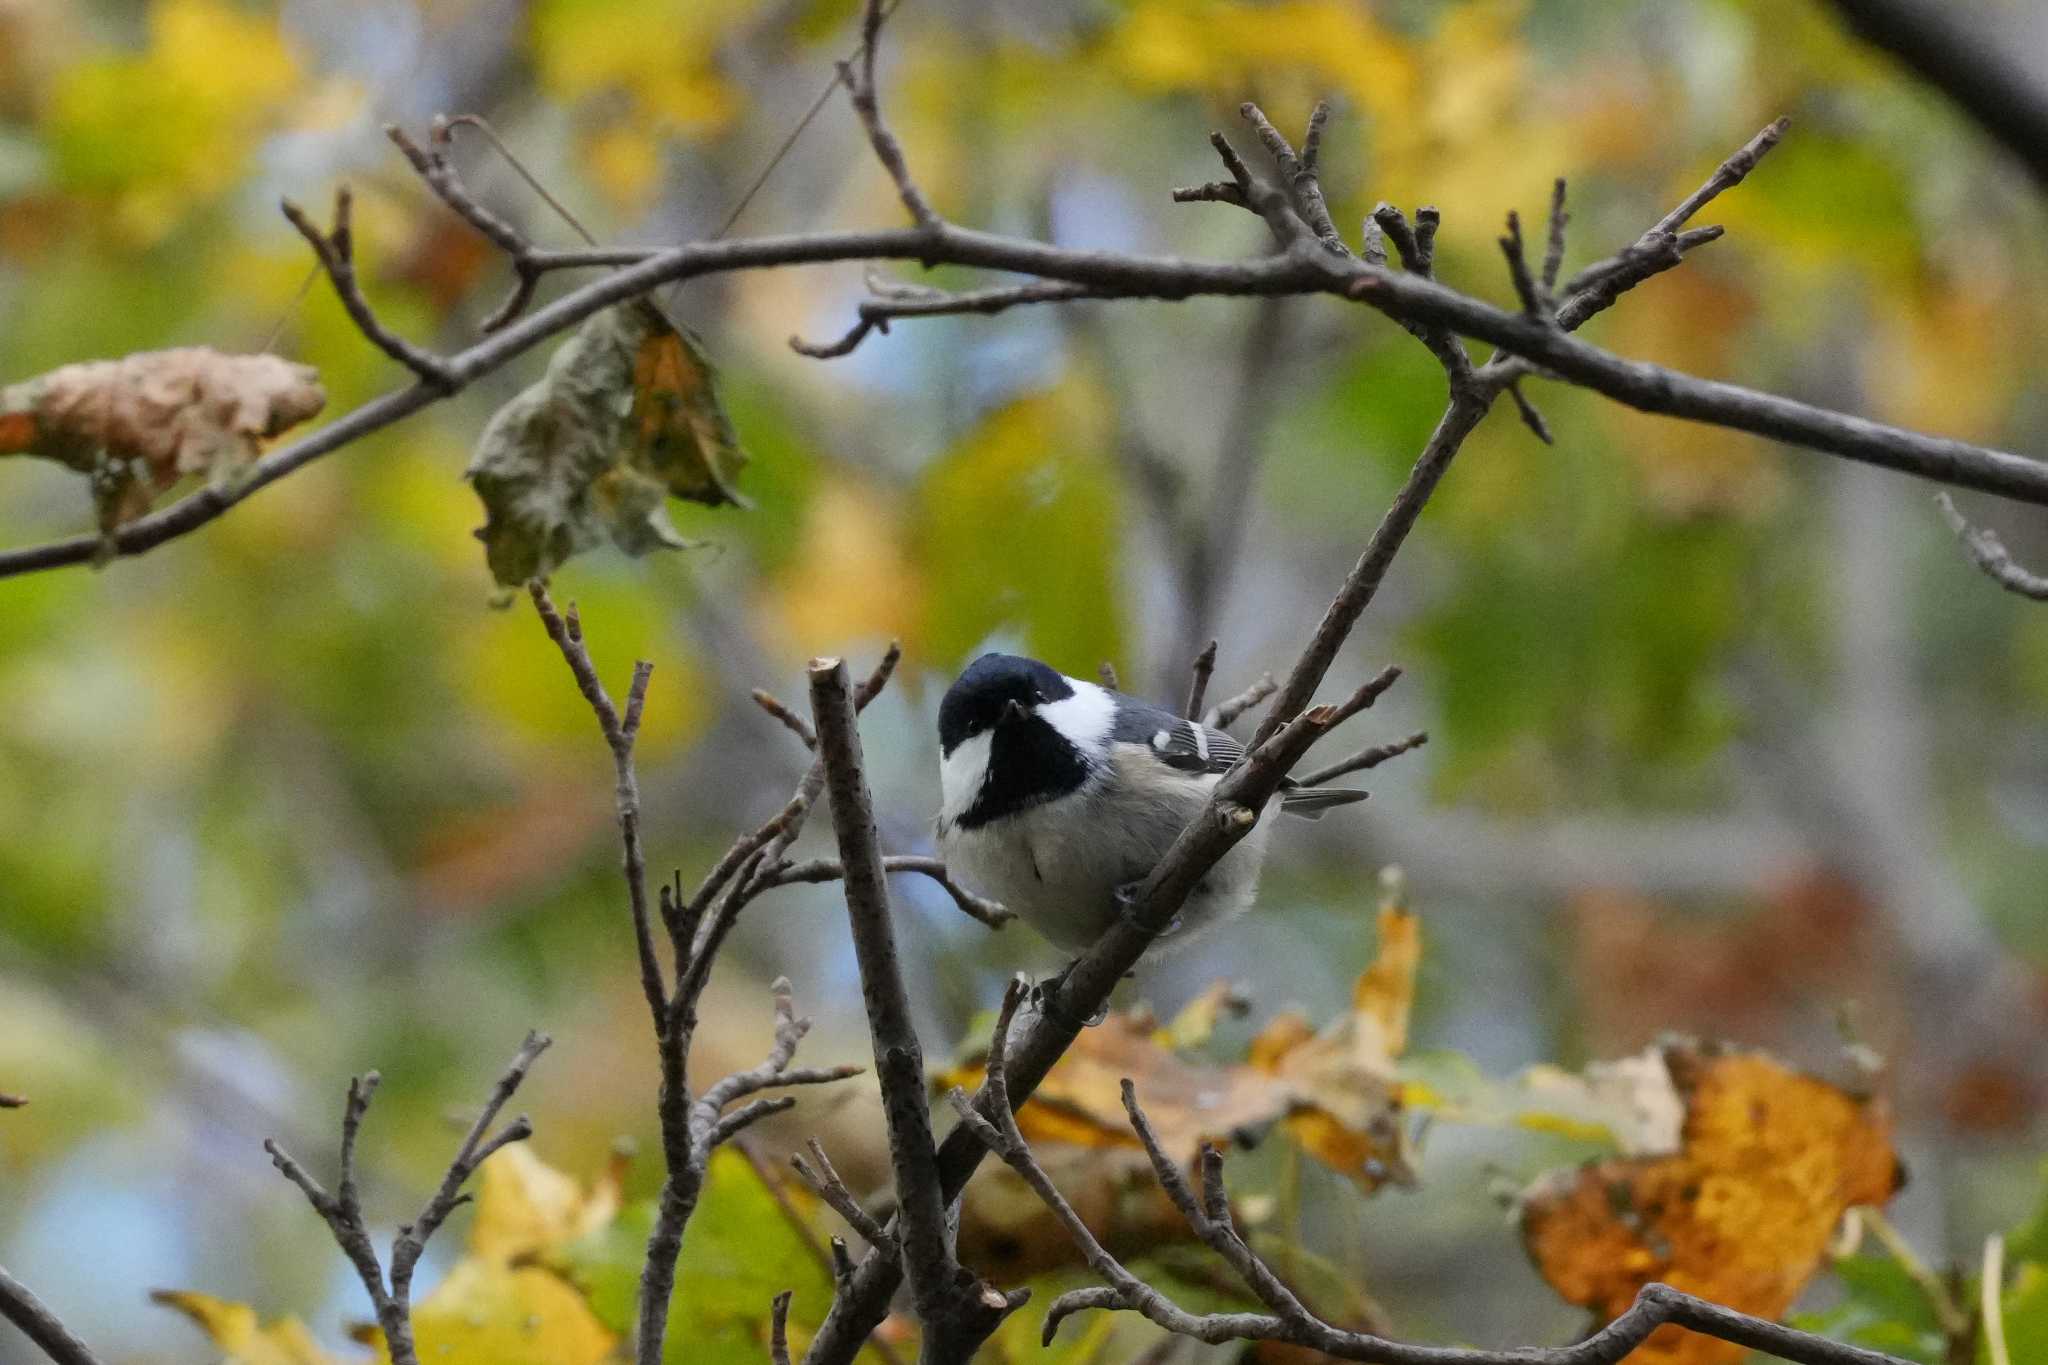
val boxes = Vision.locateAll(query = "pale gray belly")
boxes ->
[937,745,1272,953]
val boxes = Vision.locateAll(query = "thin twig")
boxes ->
[761,853,1014,929]
[984,1074,1917,1365]
[1508,381,1555,445]
[1540,178,1569,294]
[1205,673,1277,730]
[1936,493,2048,600]
[840,0,940,232]
[1498,210,1553,319]
[753,689,819,747]
[791,1139,896,1251]
[1241,101,1346,254]
[1296,731,1428,787]
[792,279,1105,357]
[530,584,667,1023]
[279,187,456,389]
[1185,640,1219,720]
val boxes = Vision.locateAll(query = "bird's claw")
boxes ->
[1115,880,1181,935]
[1031,961,1108,1029]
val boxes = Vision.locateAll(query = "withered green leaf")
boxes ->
[466,301,747,587]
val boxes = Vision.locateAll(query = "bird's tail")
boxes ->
[1278,785,1369,819]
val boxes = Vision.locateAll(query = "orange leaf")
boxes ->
[1519,1042,1903,1365]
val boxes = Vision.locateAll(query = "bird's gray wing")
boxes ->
[1111,698,1244,777]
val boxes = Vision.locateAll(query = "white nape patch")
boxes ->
[1038,678,1116,752]
[939,730,994,825]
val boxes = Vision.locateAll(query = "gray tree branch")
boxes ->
[530,587,868,1365]
[0,1267,104,1365]
[807,656,1025,1358]
[5,79,2047,580]
[264,1032,551,1365]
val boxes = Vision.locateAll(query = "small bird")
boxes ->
[935,653,1367,954]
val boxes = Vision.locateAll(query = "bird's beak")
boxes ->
[1001,698,1030,726]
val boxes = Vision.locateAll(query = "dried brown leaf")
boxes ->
[0,347,324,536]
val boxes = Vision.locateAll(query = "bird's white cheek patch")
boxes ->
[1037,680,1116,749]
[940,731,994,824]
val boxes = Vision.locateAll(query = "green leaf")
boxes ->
[466,301,746,587]
[552,1148,842,1365]
[2004,1161,2048,1267]
[915,388,1124,674]
[1999,1262,2048,1365]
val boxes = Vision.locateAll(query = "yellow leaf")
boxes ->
[357,1261,615,1365]
[467,1142,623,1265]
[151,1290,353,1365]
[1152,980,1249,1052]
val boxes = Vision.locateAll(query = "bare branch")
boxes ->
[279,187,456,390]
[771,1290,796,1365]
[807,658,1021,1353]
[1507,381,1556,445]
[1207,128,1310,244]
[1652,116,1791,237]
[1204,672,1277,730]
[9,110,2048,581]
[1241,100,1347,254]
[530,584,667,1023]
[1370,202,1474,378]
[1498,210,1554,320]
[1937,493,2048,600]
[761,853,1014,929]
[839,0,940,231]
[1184,639,1219,720]
[386,121,545,333]
[791,1139,895,1251]
[1541,178,1570,293]
[0,1266,106,1365]
[1247,395,1490,749]
[265,1035,548,1365]
[793,279,1104,358]
[752,688,818,748]
[1296,730,1428,787]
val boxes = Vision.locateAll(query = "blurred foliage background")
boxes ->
[2,0,2047,1360]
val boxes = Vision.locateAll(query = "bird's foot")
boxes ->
[1030,960,1109,1029]
[1115,880,1182,936]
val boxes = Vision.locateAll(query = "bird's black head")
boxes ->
[937,653,1074,755]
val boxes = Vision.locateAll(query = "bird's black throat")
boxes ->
[954,713,1092,830]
